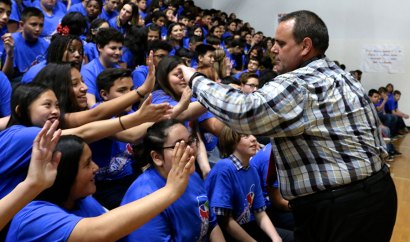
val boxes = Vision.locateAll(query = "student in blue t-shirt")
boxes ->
[7,133,195,242]
[153,56,227,177]
[0,0,14,77]
[108,1,138,36]
[121,119,225,241]
[33,62,157,130]
[84,0,102,25]
[0,120,61,231]
[132,39,172,89]
[81,27,123,107]
[234,57,260,80]
[195,43,215,69]
[0,82,171,201]
[33,0,67,40]
[83,18,109,63]
[91,68,153,209]
[136,0,146,20]
[1,7,49,79]
[250,143,295,231]
[145,10,167,39]
[21,33,84,83]
[205,127,293,242]
[98,0,119,20]
[0,71,11,117]
[68,0,87,16]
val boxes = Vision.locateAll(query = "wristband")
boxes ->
[188,72,206,88]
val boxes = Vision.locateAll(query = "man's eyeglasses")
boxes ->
[161,136,198,150]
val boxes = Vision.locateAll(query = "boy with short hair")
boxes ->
[195,43,215,68]
[99,0,119,20]
[2,7,49,79]
[81,27,123,107]
[91,68,138,209]
[234,57,260,79]
[145,24,160,42]
[132,39,172,88]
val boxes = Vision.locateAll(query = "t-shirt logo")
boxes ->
[236,184,255,225]
[197,195,210,241]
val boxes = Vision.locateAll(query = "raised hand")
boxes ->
[140,50,156,94]
[2,33,14,56]
[173,87,192,116]
[136,94,173,123]
[166,141,195,197]
[25,120,62,191]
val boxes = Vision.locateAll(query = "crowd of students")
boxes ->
[0,0,404,241]
[368,83,408,162]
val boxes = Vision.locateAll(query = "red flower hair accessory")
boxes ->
[57,24,70,36]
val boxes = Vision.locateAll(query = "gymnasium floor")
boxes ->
[389,134,410,242]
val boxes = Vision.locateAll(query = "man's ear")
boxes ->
[99,89,109,101]
[151,150,164,167]
[301,37,313,56]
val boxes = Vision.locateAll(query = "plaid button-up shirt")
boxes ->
[192,57,387,200]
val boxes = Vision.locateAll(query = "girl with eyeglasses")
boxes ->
[121,119,225,241]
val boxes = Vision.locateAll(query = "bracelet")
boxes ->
[118,116,126,130]
[135,89,145,99]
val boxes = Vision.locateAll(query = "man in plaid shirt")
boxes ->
[179,10,397,242]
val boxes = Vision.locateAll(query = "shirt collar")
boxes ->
[229,154,250,171]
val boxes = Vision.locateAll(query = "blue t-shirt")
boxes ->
[84,42,99,63]
[81,58,119,102]
[108,17,125,35]
[33,0,67,39]
[205,156,266,225]
[131,65,148,89]
[384,93,396,113]
[99,8,118,21]
[0,125,40,199]
[89,103,135,181]
[6,196,105,242]
[0,71,11,117]
[120,47,135,69]
[7,32,49,73]
[68,2,87,16]
[10,0,22,22]
[151,89,218,151]
[139,11,146,21]
[250,143,273,207]
[0,40,4,67]
[121,167,216,242]
[21,60,47,83]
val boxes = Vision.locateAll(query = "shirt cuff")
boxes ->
[188,72,206,89]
